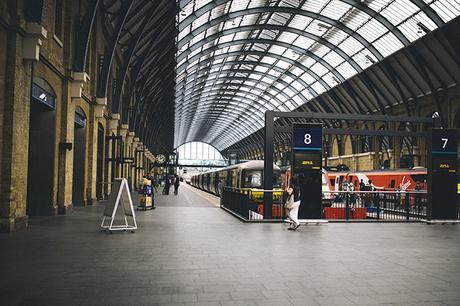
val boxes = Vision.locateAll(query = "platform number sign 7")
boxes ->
[441,138,448,149]
[431,129,458,154]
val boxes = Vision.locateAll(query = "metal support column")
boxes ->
[263,111,274,219]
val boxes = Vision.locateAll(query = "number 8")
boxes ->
[304,133,311,144]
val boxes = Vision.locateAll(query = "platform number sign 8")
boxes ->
[293,124,322,151]
[304,133,312,145]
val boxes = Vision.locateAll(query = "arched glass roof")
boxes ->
[174,0,460,151]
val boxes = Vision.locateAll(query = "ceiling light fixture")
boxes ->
[417,21,431,34]
[365,54,375,64]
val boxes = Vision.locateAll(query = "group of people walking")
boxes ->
[161,174,181,196]
[143,174,181,196]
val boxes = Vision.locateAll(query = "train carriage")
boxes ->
[191,161,282,196]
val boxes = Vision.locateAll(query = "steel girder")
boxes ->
[177,24,363,73]
[176,50,330,93]
[73,0,100,72]
[177,6,384,60]
[178,38,347,82]
[97,0,134,99]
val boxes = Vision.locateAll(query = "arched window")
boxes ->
[177,142,224,163]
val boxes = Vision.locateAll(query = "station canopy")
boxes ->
[174,0,460,151]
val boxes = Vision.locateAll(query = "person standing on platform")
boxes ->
[359,179,365,191]
[173,174,180,195]
[152,176,159,193]
[287,176,301,231]
[163,176,171,195]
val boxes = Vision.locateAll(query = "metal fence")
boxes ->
[221,187,429,222]
[324,190,427,221]
[221,187,285,221]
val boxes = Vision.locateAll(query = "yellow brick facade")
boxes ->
[0,1,152,232]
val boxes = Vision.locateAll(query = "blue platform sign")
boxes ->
[431,129,458,155]
[292,124,322,151]
[292,123,323,171]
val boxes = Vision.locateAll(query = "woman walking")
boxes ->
[286,176,301,230]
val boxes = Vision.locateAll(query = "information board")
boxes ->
[428,128,458,220]
[291,123,323,219]
[431,129,458,154]
[292,123,322,171]
[431,129,458,173]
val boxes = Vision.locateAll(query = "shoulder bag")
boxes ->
[285,193,294,209]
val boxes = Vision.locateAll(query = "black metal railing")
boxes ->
[323,190,428,221]
[221,187,285,221]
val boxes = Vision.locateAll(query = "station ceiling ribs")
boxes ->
[175,0,460,154]
[73,0,176,154]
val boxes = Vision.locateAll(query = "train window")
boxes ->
[273,171,281,187]
[227,170,233,187]
[390,180,395,188]
[232,169,238,187]
[338,176,344,190]
[330,179,335,186]
[242,170,262,188]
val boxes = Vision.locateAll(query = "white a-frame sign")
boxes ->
[101,178,137,233]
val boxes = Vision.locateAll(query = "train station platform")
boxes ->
[1,183,460,306]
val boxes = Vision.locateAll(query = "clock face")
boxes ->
[156,154,166,164]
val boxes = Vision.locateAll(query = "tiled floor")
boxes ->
[1,183,460,306]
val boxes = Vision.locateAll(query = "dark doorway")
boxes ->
[72,107,86,206]
[27,79,56,216]
[96,123,104,199]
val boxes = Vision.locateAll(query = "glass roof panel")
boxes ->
[336,61,356,80]
[299,72,316,85]
[288,15,313,30]
[373,32,405,57]
[301,0,328,13]
[229,0,248,13]
[430,0,460,22]
[175,0,460,149]
[321,0,351,20]
[278,32,298,44]
[338,36,365,56]
[191,11,210,31]
[343,10,372,31]
[310,81,326,95]
[357,18,389,43]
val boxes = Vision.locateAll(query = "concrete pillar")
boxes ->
[0,19,38,231]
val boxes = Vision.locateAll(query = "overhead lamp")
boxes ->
[417,21,431,34]
[365,54,375,64]
[317,22,331,32]
[331,75,339,84]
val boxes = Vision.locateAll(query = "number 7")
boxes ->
[441,138,448,149]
